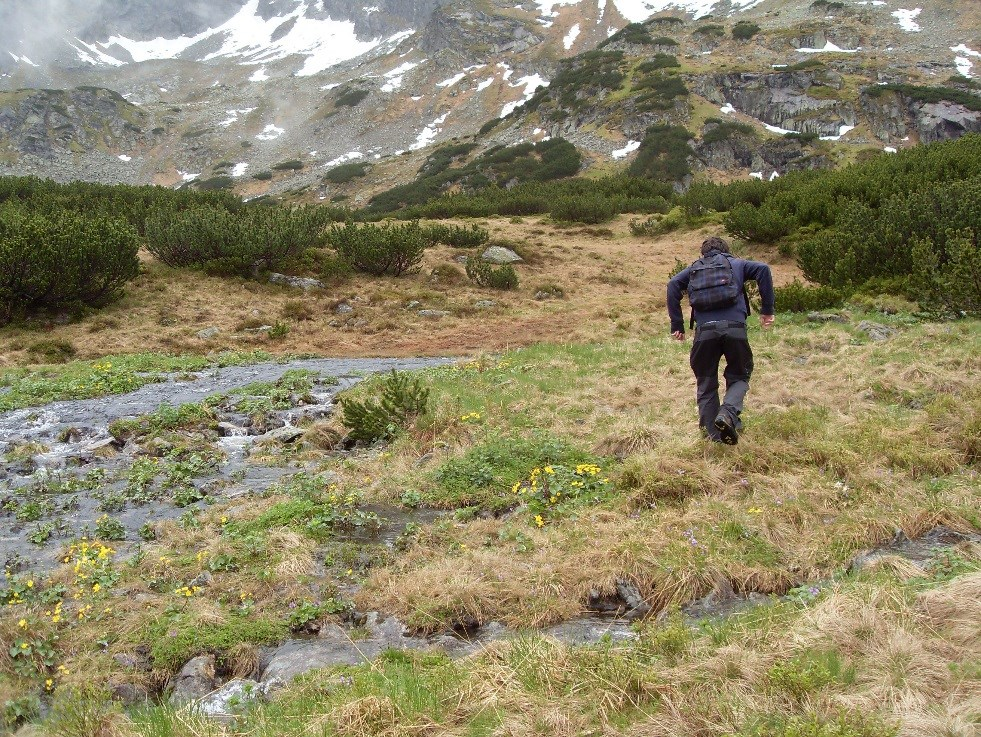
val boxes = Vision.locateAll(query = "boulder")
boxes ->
[168,654,218,705]
[334,303,354,314]
[474,300,497,309]
[196,327,220,340]
[481,246,523,264]
[269,273,324,290]
[857,320,896,341]
[418,309,450,318]
[261,426,304,444]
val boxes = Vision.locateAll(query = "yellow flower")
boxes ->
[17,619,27,628]
[534,515,544,528]
[544,466,555,475]
[26,580,34,588]
[45,678,53,690]
[220,516,229,525]
[748,507,763,515]
[92,583,101,592]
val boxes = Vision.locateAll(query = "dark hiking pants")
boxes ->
[689,320,754,441]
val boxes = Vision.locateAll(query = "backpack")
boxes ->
[687,252,741,311]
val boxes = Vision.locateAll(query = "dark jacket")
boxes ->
[667,249,775,334]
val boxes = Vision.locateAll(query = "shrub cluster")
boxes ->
[423,223,490,248]
[145,205,332,276]
[465,256,519,290]
[323,161,370,184]
[0,204,139,323]
[865,83,981,112]
[628,125,693,182]
[732,21,761,40]
[327,221,429,277]
[773,280,846,312]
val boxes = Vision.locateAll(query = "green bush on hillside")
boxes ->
[551,195,617,224]
[145,205,330,276]
[424,224,490,248]
[328,221,429,277]
[773,280,846,312]
[638,55,681,72]
[732,21,761,40]
[0,204,139,323]
[340,370,430,444]
[723,202,796,244]
[323,161,370,184]
[465,256,519,290]
[628,125,693,182]
[866,84,981,112]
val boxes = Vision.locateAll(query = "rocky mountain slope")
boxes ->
[0,0,977,198]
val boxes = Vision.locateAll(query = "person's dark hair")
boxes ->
[701,236,731,255]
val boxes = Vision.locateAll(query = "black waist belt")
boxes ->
[696,320,746,330]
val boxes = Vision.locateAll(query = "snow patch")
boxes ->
[179,171,200,182]
[381,61,421,92]
[769,171,780,181]
[500,73,549,117]
[477,77,495,92]
[892,8,922,33]
[410,113,450,150]
[219,108,256,127]
[437,72,466,88]
[952,44,980,78]
[884,146,897,153]
[564,24,581,50]
[798,41,860,53]
[250,67,269,82]
[720,103,735,115]
[231,163,249,177]
[117,155,132,162]
[763,122,796,136]
[92,0,402,77]
[325,151,363,168]
[819,124,855,141]
[256,124,285,141]
[749,172,763,180]
[611,140,641,159]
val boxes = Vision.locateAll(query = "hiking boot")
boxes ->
[714,411,739,445]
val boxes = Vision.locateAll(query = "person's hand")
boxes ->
[760,314,775,329]
[671,331,685,341]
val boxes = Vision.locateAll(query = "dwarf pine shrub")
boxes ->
[340,370,430,444]
[145,204,329,276]
[773,280,846,312]
[465,256,519,290]
[423,223,490,248]
[0,205,140,323]
[328,221,429,277]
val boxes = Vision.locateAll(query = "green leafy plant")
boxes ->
[340,370,430,444]
[465,256,519,290]
[329,221,429,277]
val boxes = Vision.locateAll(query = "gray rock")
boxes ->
[406,300,422,309]
[269,273,324,290]
[196,679,261,720]
[334,303,354,314]
[418,309,450,318]
[481,246,523,264]
[615,578,652,619]
[857,320,896,341]
[111,682,148,706]
[261,426,304,444]
[474,300,497,309]
[807,312,848,323]
[169,655,218,705]
[189,571,213,588]
[533,291,552,301]
[196,327,220,340]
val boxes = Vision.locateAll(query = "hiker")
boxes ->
[666,236,775,445]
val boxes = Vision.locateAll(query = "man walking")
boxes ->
[667,236,775,445]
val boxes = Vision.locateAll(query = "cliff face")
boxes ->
[0,0,977,195]
[0,87,150,159]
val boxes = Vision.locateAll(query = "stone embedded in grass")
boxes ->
[196,327,221,340]
[857,320,897,341]
[418,309,450,318]
[481,246,523,264]
[168,654,219,705]
[807,312,848,323]
[269,273,325,290]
